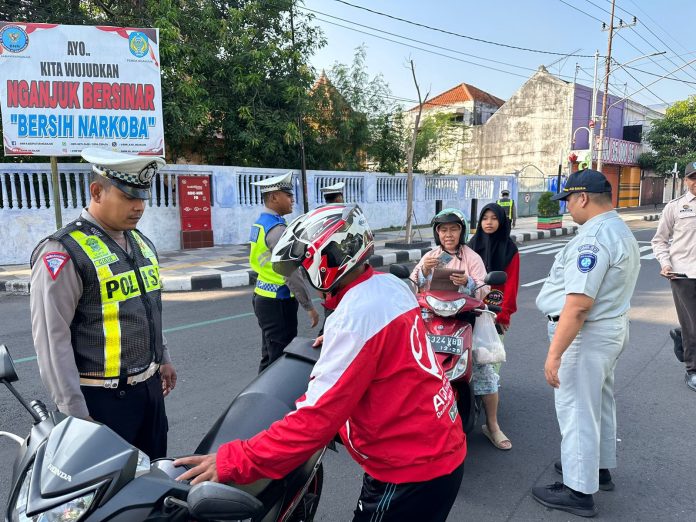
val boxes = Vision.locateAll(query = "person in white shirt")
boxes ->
[651,163,696,392]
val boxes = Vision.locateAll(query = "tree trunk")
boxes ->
[405,60,428,244]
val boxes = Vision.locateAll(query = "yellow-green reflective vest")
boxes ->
[497,198,514,219]
[249,213,291,298]
[36,220,164,378]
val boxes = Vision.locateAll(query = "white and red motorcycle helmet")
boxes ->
[271,204,375,292]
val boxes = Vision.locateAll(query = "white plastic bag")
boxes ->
[472,311,506,364]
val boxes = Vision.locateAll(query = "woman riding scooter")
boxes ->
[411,208,512,450]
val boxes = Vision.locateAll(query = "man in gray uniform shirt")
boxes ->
[531,169,639,517]
[651,163,696,392]
[30,148,177,458]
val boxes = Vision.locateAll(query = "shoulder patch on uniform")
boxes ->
[577,243,599,253]
[43,252,70,280]
[577,252,597,273]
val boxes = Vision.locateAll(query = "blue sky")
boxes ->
[303,0,696,109]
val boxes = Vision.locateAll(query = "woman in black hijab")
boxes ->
[467,202,520,450]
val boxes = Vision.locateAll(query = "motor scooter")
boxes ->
[389,265,507,434]
[0,338,324,522]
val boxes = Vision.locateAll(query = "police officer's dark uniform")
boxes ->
[30,148,175,459]
[497,189,516,228]
[249,172,317,372]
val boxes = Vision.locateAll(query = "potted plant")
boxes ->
[537,191,562,230]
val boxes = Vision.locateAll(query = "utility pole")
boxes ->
[589,50,599,165]
[289,1,309,212]
[596,1,637,172]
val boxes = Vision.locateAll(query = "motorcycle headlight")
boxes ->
[11,465,96,522]
[135,450,151,477]
[446,351,469,381]
[425,295,467,317]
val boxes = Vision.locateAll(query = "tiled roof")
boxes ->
[410,83,505,111]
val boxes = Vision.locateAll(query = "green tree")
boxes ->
[304,45,398,171]
[639,96,696,175]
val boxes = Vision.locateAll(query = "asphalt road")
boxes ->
[1,221,694,521]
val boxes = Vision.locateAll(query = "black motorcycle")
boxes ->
[0,338,324,522]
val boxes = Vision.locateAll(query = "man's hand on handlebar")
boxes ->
[174,453,219,485]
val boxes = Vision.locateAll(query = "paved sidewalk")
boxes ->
[4,207,663,294]
[2,205,664,294]
[1,214,577,294]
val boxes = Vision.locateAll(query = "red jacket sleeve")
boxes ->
[216,330,378,484]
[496,252,520,326]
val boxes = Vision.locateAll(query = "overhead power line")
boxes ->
[302,7,546,75]
[331,0,597,58]
[314,16,537,80]
[583,0,696,83]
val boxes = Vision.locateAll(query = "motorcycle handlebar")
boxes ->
[485,304,502,313]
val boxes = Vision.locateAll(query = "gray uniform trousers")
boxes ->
[548,314,629,494]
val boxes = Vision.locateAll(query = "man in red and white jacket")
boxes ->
[177,205,466,522]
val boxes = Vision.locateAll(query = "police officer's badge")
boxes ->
[43,252,69,280]
[577,252,597,273]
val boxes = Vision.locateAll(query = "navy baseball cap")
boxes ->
[684,162,696,178]
[552,168,612,201]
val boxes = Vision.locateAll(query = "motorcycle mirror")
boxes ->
[0,345,19,383]
[484,271,507,286]
[187,481,264,520]
[389,264,411,279]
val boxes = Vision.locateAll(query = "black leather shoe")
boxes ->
[554,461,615,491]
[532,482,598,518]
[686,372,696,392]
[671,328,684,363]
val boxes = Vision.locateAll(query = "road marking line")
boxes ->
[639,245,653,253]
[522,277,547,287]
[518,243,552,253]
[537,246,565,255]
[12,296,325,365]
[640,253,656,260]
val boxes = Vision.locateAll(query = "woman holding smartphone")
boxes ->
[410,208,487,296]
[467,203,520,451]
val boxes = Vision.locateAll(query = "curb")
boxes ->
[510,225,578,244]
[2,226,578,295]
[158,226,579,293]
[643,213,661,221]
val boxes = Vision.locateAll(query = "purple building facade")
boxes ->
[571,83,625,149]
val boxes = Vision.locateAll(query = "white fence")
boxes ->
[0,163,517,265]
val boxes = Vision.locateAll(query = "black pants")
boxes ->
[671,279,696,373]
[81,373,168,459]
[252,294,299,373]
[352,462,464,522]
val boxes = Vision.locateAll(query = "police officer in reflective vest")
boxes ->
[320,181,345,204]
[497,189,517,228]
[249,172,319,372]
[30,148,177,459]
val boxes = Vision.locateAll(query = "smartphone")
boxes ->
[438,252,453,267]
[667,272,688,278]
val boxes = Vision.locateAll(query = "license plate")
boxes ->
[427,334,464,355]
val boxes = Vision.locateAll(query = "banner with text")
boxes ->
[0,22,164,156]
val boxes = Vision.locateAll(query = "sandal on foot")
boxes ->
[482,424,512,450]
